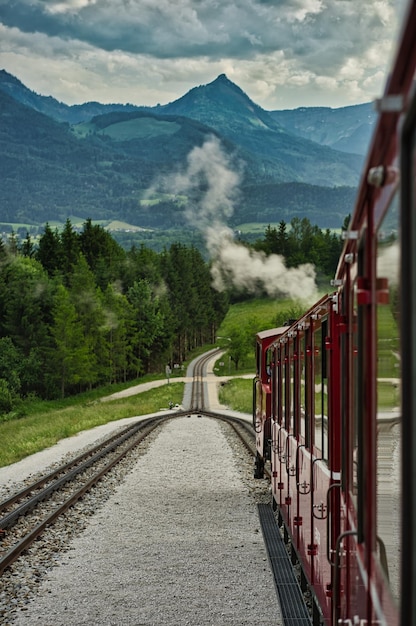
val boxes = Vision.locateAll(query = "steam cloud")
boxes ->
[154,135,317,301]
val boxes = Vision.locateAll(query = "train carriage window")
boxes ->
[314,322,329,463]
[256,342,261,377]
[375,192,401,601]
[339,289,352,495]
[285,341,293,431]
[304,331,311,448]
[276,345,283,425]
[281,344,286,426]
[313,320,328,461]
[299,332,308,444]
[292,336,299,437]
[266,348,273,379]
[281,343,290,428]
[271,346,277,422]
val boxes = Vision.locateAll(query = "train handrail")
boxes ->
[285,433,296,475]
[311,457,327,519]
[326,482,342,565]
[332,529,358,626]
[377,535,390,583]
[276,426,285,461]
[295,444,311,494]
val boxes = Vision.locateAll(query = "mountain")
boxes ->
[159,74,284,133]
[0,88,228,226]
[154,74,363,186]
[269,103,376,155]
[0,69,141,123]
[0,69,372,156]
[0,70,369,234]
[69,74,362,188]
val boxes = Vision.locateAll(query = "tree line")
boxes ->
[0,216,343,412]
[253,217,343,277]
[0,219,228,410]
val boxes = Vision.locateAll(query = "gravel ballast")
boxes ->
[9,415,283,625]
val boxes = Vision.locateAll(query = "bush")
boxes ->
[0,379,14,414]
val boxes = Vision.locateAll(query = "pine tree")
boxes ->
[101,285,132,383]
[36,223,63,276]
[49,284,92,398]
[68,254,105,388]
[20,232,35,258]
[61,219,80,281]
[127,279,164,375]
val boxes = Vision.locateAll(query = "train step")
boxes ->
[258,503,312,625]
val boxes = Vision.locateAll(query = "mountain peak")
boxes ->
[207,73,248,95]
[161,72,284,135]
[214,73,230,83]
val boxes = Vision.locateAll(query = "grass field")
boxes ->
[377,306,400,378]
[0,297,287,467]
[216,297,307,338]
[0,296,400,468]
[214,297,308,375]
[217,298,402,416]
[0,383,185,468]
[218,378,253,414]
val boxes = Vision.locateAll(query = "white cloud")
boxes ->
[45,0,98,15]
[0,0,407,109]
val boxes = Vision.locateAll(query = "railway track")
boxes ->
[0,352,257,579]
[0,351,313,626]
[188,348,219,410]
[0,415,171,575]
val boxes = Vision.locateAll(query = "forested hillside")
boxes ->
[0,221,228,408]
[0,217,341,413]
[0,71,363,236]
[0,89,224,226]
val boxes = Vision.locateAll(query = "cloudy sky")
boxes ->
[0,0,409,111]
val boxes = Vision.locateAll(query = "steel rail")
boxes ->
[0,349,259,578]
[0,415,167,529]
[0,416,170,575]
[189,351,215,410]
[0,416,165,516]
[0,410,258,577]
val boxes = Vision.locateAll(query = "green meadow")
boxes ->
[0,297,288,467]
[0,297,400,467]
[0,383,185,468]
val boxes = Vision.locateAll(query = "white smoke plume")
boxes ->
[157,135,317,301]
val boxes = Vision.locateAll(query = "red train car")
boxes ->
[268,294,342,624]
[253,327,287,478]
[256,2,416,624]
